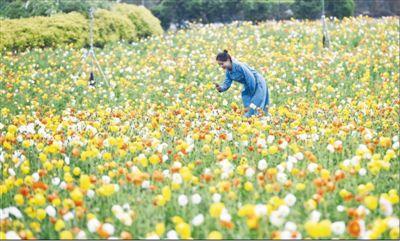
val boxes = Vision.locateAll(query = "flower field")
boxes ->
[0,16,399,239]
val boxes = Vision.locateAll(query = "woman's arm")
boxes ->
[217,72,233,92]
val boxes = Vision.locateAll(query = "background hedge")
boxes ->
[0,3,163,51]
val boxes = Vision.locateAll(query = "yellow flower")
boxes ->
[296,183,306,191]
[176,222,191,239]
[72,167,81,176]
[390,227,399,239]
[268,145,279,155]
[59,230,73,239]
[304,220,331,238]
[36,209,46,220]
[238,204,255,217]
[55,219,65,232]
[14,194,24,206]
[364,195,378,210]
[162,186,171,201]
[70,188,83,202]
[304,199,317,211]
[209,202,225,218]
[80,175,91,191]
[320,169,330,180]
[155,223,165,236]
[244,181,254,192]
[208,231,222,239]
[246,216,259,229]
[34,193,46,206]
[149,154,160,165]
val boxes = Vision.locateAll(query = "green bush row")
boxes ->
[0,3,163,51]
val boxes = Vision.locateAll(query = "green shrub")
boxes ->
[111,3,163,38]
[0,3,163,51]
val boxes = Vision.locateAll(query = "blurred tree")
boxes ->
[293,0,355,19]
[292,0,322,19]
[326,0,355,19]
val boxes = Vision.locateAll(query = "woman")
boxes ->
[215,50,269,117]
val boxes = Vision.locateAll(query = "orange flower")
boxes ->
[347,219,361,237]
[32,182,48,191]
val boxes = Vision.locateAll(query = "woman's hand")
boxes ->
[215,83,222,92]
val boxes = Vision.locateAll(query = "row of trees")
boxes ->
[151,0,355,29]
[2,0,398,30]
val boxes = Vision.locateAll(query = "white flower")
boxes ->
[245,168,255,177]
[87,218,101,233]
[141,180,150,189]
[331,221,345,235]
[166,230,179,239]
[358,168,367,176]
[102,175,111,184]
[112,205,123,215]
[257,138,266,148]
[8,207,23,219]
[146,233,160,239]
[162,155,169,162]
[267,135,275,144]
[309,210,321,222]
[59,181,67,189]
[286,161,293,171]
[172,173,182,184]
[284,221,297,231]
[257,159,268,171]
[288,155,297,163]
[6,231,20,239]
[220,208,231,222]
[52,177,61,186]
[45,205,56,217]
[277,172,287,184]
[87,189,95,198]
[172,161,182,169]
[249,103,257,109]
[212,193,221,203]
[269,211,284,227]
[32,172,40,182]
[102,223,115,235]
[307,163,318,173]
[191,214,204,226]
[337,205,345,212]
[178,195,188,206]
[191,194,202,204]
[277,205,290,217]
[379,197,393,216]
[8,168,15,176]
[387,217,399,229]
[294,152,304,160]
[284,194,296,207]
[254,204,267,217]
[63,212,74,221]
[64,156,70,165]
[280,230,292,239]
[0,208,9,220]
[76,231,86,239]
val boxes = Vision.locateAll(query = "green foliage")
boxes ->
[0,0,114,19]
[292,0,355,19]
[292,0,322,19]
[152,0,292,29]
[0,4,163,51]
[326,0,355,19]
[111,3,163,38]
